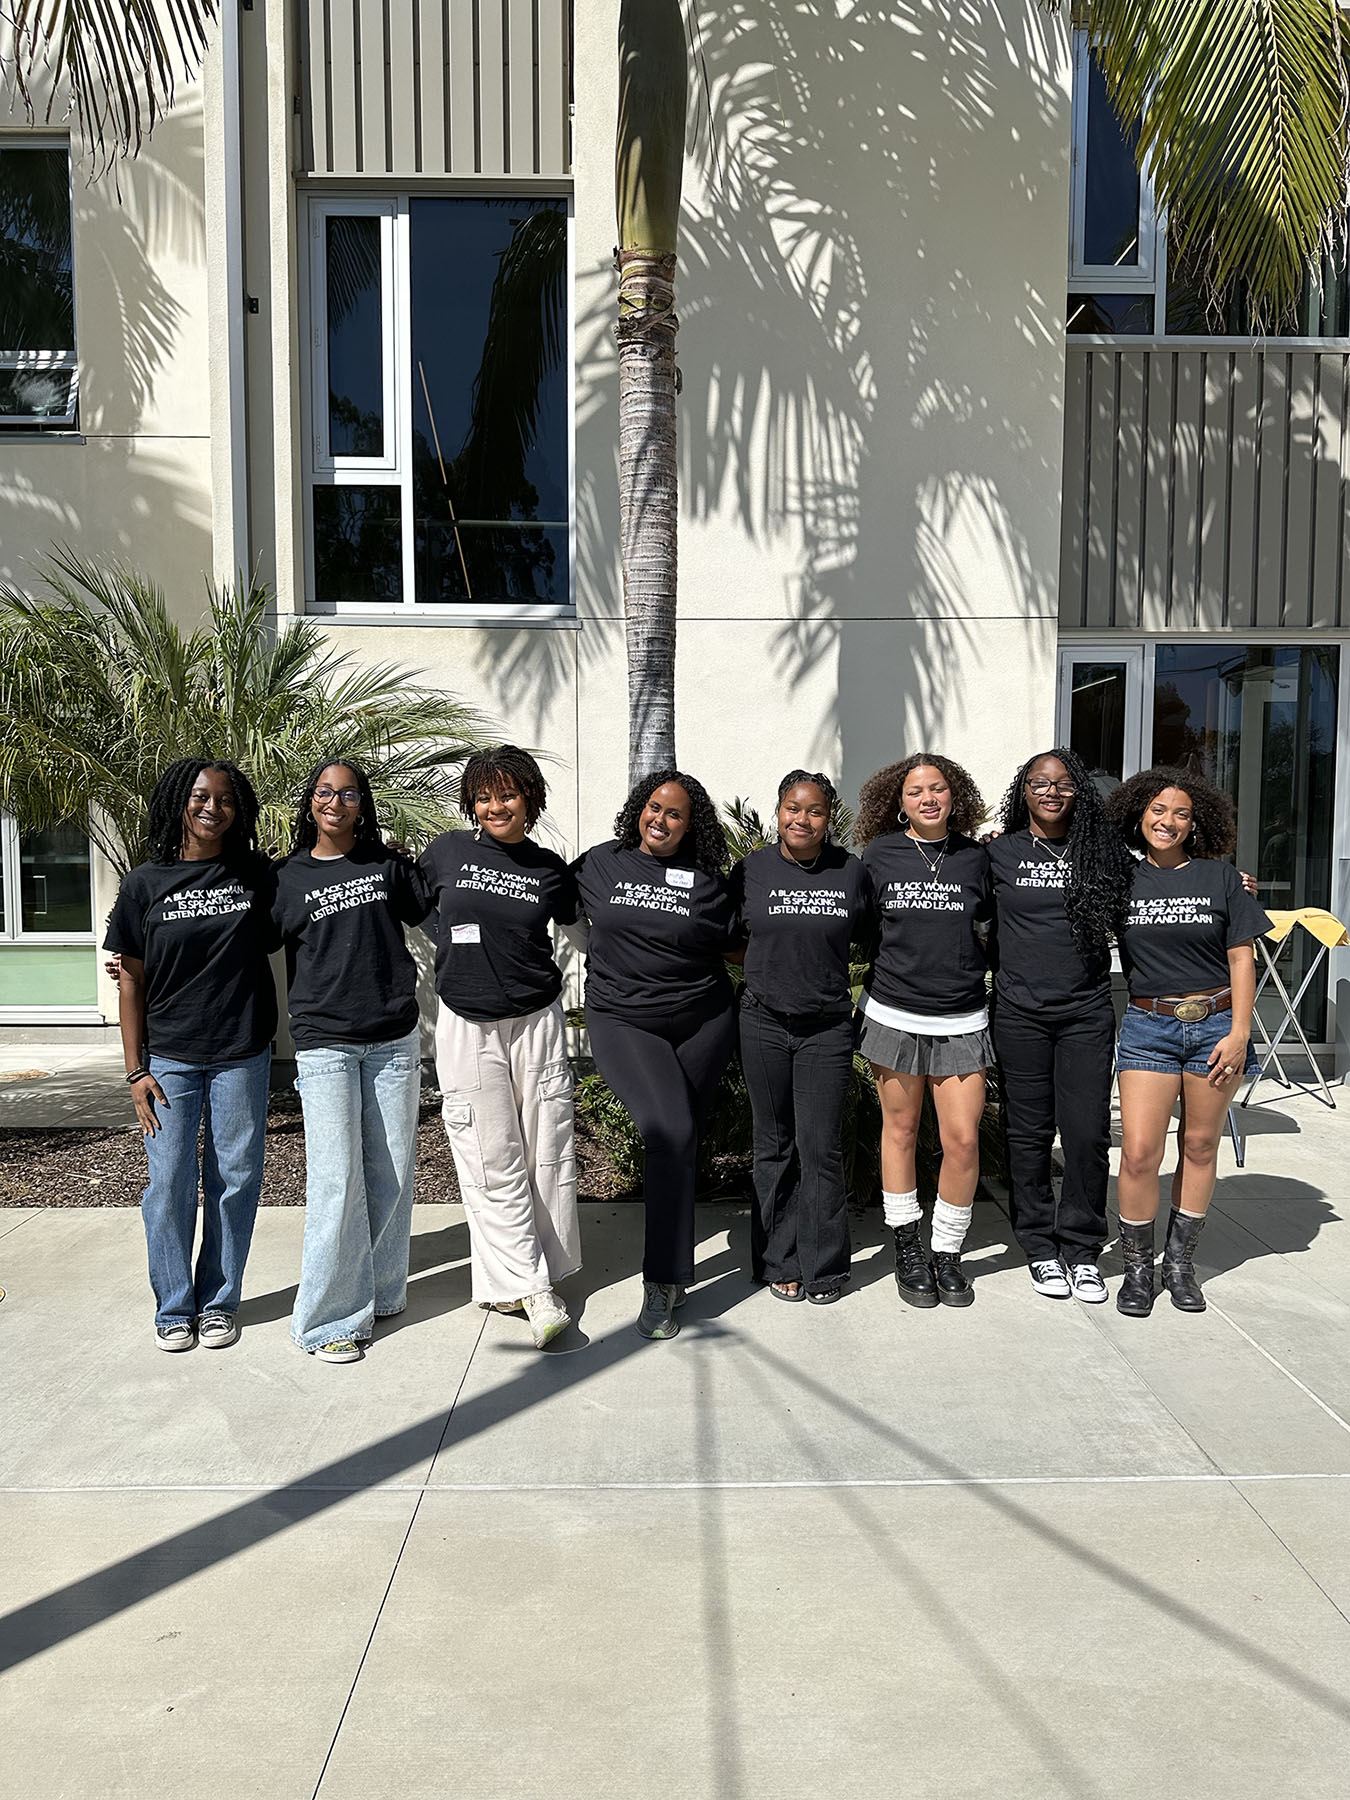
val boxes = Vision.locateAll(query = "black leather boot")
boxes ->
[893,1222,938,1308]
[1162,1208,1208,1312]
[1116,1219,1155,1317]
[932,1250,974,1307]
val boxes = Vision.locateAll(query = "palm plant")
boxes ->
[0,549,487,870]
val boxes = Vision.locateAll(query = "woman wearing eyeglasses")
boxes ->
[988,748,1134,1302]
[273,759,430,1365]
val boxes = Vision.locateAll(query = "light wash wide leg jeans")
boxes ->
[291,1026,422,1349]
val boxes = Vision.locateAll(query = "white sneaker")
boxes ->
[523,1288,571,1348]
[1029,1258,1071,1299]
[1067,1262,1108,1304]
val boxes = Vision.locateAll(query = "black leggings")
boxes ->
[586,997,738,1284]
[739,994,853,1292]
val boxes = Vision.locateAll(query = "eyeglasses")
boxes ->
[315,786,360,805]
[1026,779,1077,797]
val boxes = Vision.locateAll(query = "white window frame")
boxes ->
[300,191,576,623]
[1055,643,1153,779]
[0,815,96,947]
[0,134,78,429]
[1068,30,1159,291]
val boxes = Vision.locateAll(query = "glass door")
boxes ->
[1056,644,1149,797]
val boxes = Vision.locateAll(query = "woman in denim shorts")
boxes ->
[1106,769,1270,1317]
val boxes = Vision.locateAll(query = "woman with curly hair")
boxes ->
[731,770,874,1305]
[989,747,1134,1303]
[1106,768,1269,1317]
[273,759,429,1364]
[417,746,583,1349]
[103,758,278,1351]
[573,770,738,1340]
[855,754,993,1308]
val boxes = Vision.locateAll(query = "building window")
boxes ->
[306,196,571,614]
[0,139,77,427]
[1067,31,1159,336]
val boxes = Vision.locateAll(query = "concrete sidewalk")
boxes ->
[2,1105,1349,1798]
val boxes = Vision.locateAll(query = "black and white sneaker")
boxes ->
[1067,1262,1108,1304]
[198,1312,239,1348]
[1029,1258,1071,1299]
[156,1320,196,1352]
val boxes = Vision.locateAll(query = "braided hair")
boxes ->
[290,757,383,853]
[459,744,548,829]
[997,745,1134,961]
[1105,765,1236,859]
[854,752,986,845]
[613,768,727,875]
[777,768,840,845]
[144,758,261,865]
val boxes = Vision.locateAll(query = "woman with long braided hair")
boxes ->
[988,747,1134,1302]
[103,758,279,1351]
[731,769,873,1304]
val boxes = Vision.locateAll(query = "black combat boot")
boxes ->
[893,1222,938,1309]
[1162,1207,1208,1312]
[1115,1219,1155,1317]
[932,1251,974,1307]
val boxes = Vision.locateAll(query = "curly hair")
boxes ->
[290,757,383,853]
[459,744,548,829]
[997,745,1134,961]
[145,758,261,865]
[854,753,986,845]
[1105,765,1236,858]
[613,768,727,875]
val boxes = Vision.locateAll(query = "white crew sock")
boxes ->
[930,1196,972,1254]
[883,1188,922,1228]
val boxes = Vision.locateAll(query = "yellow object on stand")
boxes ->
[1240,909,1347,1113]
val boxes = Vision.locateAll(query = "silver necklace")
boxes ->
[781,842,825,874]
[907,832,949,881]
[1033,834,1070,867]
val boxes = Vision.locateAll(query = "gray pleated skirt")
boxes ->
[855,1010,992,1077]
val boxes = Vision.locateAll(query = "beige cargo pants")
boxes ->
[433,998,582,1305]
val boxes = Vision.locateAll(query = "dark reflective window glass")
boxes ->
[313,487,403,604]
[1166,229,1349,338]
[1066,292,1153,334]
[1083,54,1141,269]
[1152,645,1339,1039]
[410,198,567,603]
[0,367,75,420]
[0,146,74,352]
[326,215,384,457]
[1069,662,1128,792]
[20,824,91,933]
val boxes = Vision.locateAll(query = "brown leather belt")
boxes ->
[1130,988,1232,1022]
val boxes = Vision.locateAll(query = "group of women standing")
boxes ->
[106,738,1269,1356]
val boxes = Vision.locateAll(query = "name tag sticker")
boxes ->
[666,867,695,889]
[450,923,481,944]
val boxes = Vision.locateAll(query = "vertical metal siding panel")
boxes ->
[1170,352,1203,629]
[536,0,567,175]
[1140,352,1174,634]
[447,0,479,170]
[1197,350,1230,631]
[1084,352,1117,630]
[301,0,328,175]
[1255,353,1289,630]
[477,0,507,174]
[358,0,388,173]
[1226,352,1260,633]
[388,0,418,172]
[328,0,360,173]
[1059,354,1089,628]
[1283,352,1317,631]
[417,0,446,171]
[507,0,536,173]
[1114,353,1146,631]
[1311,355,1344,630]
[1338,358,1350,628]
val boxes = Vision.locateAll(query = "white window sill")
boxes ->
[305,605,580,629]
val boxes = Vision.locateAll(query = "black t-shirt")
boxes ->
[103,857,279,1063]
[987,829,1111,1011]
[572,839,736,1020]
[730,842,873,1020]
[1119,858,1271,998]
[861,832,993,1016]
[273,845,428,1049]
[416,830,579,1024]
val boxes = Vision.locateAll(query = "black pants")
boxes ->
[586,997,738,1284]
[992,993,1115,1264]
[739,995,853,1293]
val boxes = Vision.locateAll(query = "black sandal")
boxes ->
[768,1281,806,1303]
[806,1286,844,1305]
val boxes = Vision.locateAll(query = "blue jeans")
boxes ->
[291,1027,421,1349]
[1116,1004,1260,1078]
[143,1047,271,1326]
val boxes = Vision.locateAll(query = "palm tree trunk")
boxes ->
[616,0,686,783]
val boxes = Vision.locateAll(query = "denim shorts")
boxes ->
[1116,1004,1259,1078]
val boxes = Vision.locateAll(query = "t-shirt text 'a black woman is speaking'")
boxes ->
[572,838,736,1019]
[731,841,872,1019]
[1118,857,1271,998]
